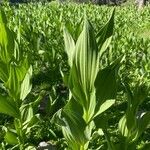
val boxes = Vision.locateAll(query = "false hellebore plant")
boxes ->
[53,10,122,150]
[0,9,41,149]
[118,81,150,150]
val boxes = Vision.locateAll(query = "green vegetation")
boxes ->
[0,2,150,150]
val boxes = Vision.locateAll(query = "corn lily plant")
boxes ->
[118,81,150,150]
[53,10,123,150]
[0,9,41,150]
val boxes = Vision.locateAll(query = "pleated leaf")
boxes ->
[63,27,75,67]
[68,16,99,121]
[5,65,21,100]
[62,98,88,146]
[118,115,129,137]
[0,9,15,64]
[20,66,32,100]
[96,9,115,56]
[5,59,29,101]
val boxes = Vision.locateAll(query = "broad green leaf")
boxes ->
[63,27,75,67]
[62,127,81,150]
[94,64,117,114]
[51,109,66,127]
[20,66,32,100]
[94,99,115,118]
[5,64,21,100]
[96,9,115,56]
[15,58,29,82]
[0,94,19,118]
[68,16,99,121]
[0,9,15,64]
[126,110,136,132]
[62,98,88,146]
[119,115,137,142]
[4,128,18,145]
[5,59,29,100]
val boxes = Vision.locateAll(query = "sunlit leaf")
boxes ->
[20,66,32,100]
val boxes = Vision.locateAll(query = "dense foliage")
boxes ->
[0,2,150,149]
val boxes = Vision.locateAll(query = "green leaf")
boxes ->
[4,128,18,145]
[63,27,75,67]
[136,112,150,139]
[68,16,99,121]
[24,114,41,134]
[0,9,7,24]
[20,104,34,124]
[96,9,115,56]
[126,109,136,132]
[5,59,29,101]
[26,114,40,128]
[94,99,115,118]
[20,66,32,100]
[118,115,129,137]
[62,98,88,146]
[0,9,15,64]
[51,109,66,127]
[60,66,69,86]
[0,94,19,118]
[0,61,9,82]
[5,64,21,100]
[94,61,118,114]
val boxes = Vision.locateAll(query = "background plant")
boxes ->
[0,1,150,149]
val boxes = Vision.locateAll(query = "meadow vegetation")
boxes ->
[0,1,150,149]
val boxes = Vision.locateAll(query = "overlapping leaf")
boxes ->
[68,16,99,121]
